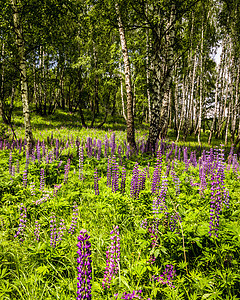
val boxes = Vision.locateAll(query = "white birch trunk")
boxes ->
[11,0,33,150]
[119,61,127,121]
[115,2,136,150]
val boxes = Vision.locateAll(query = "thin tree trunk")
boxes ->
[197,21,204,146]
[189,51,197,133]
[119,61,127,120]
[217,44,232,139]
[0,43,7,124]
[43,50,47,115]
[174,69,179,136]
[225,82,233,146]
[176,77,186,142]
[146,4,175,150]
[159,5,175,139]
[231,63,239,142]
[146,25,151,123]
[208,44,224,144]
[11,0,33,150]
[116,2,136,150]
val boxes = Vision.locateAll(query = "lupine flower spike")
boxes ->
[77,229,92,300]
[50,214,57,248]
[115,290,142,299]
[102,225,120,289]
[14,203,27,243]
[94,168,99,195]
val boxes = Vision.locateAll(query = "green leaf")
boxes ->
[36,265,49,276]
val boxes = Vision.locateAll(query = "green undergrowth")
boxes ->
[0,134,240,299]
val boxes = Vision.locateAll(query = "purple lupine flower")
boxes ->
[149,219,159,249]
[34,221,40,241]
[102,225,120,289]
[23,169,28,187]
[66,140,69,149]
[209,171,221,238]
[152,177,168,246]
[118,145,122,156]
[111,156,119,193]
[153,264,176,288]
[9,151,12,175]
[39,168,45,191]
[53,184,62,197]
[190,151,197,167]
[79,146,84,180]
[111,132,116,156]
[138,168,147,191]
[174,144,178,158]
[86,137,92,158]
[25,151,30,170]
[97,139,102,160]
[130,163,139,199]
[166,146,173,162]
[151,150,162,194]
[11,165,15,178]
[56,161,62,169]
[218,148,229,207]
[55,139,59,160]
[50,214,57,248]
[46,150,49,164]
[171,171,180,196]
[30,182,36,196]
[14,203,27,242]
[42,141,46,158]
[77,229,92,300]
[49,151,54,163]
[107,157,112,187]
[94,168,99,195]
[209,147,229,237]
[63,159,71,183]
[35,190,52,205]
[116,290,142,299]
[36,141,41,163]
[169,211,181,233]
[56,218,66,244]
[69,202,78,234]
[165,164,170,177]
[121,166,126,194]
[140,218,148,229]
[199,165,207,196]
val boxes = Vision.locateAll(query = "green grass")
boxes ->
[0,108,239,299]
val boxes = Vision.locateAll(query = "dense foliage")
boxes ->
[1,0,240,146]
[0,125,240,299]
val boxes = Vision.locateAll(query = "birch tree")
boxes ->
[11,0,33,149]
[115,1,136,150]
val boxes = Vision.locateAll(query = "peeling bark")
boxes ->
[116,2,136,150]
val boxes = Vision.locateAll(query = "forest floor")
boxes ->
[0,109,239,299]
